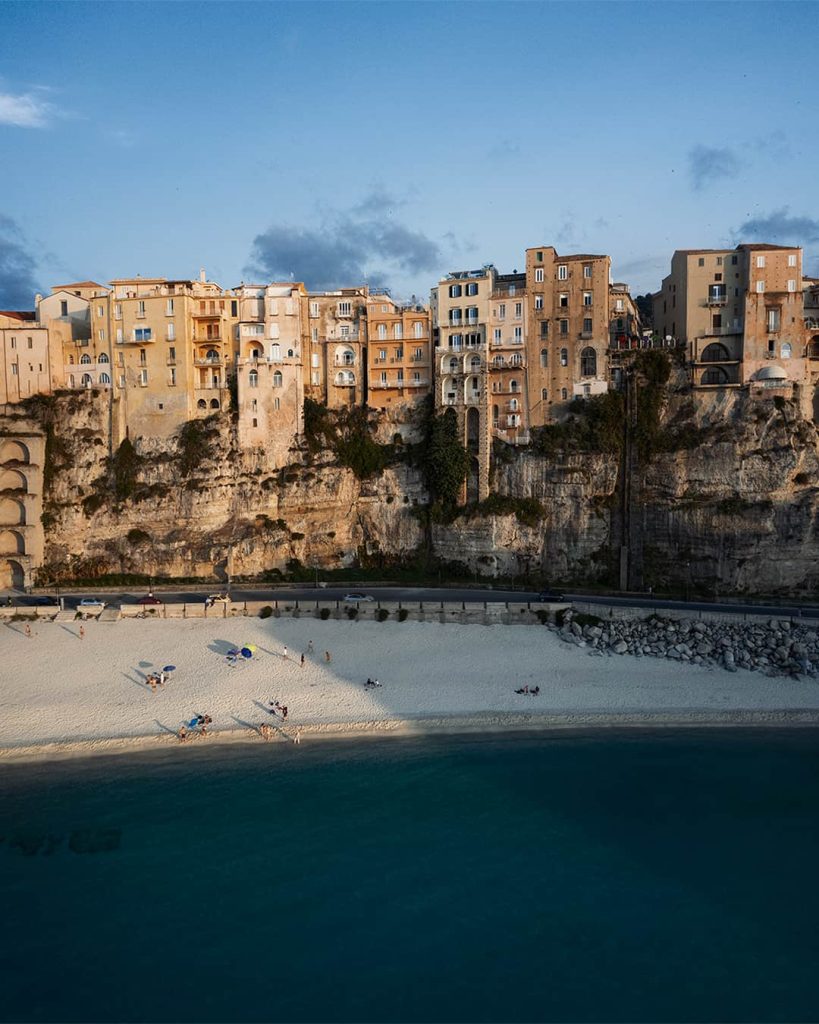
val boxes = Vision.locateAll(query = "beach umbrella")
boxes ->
[240,647,253,659]
[163,665,176,673]
[188,717,199,728]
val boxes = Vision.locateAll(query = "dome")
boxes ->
[754,365,788,381]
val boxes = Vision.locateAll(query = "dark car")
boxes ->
[538,589,565,602]
[137,593,162,605]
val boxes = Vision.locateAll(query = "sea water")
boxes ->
[1,729,818,1023]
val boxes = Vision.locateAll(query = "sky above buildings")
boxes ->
[1,1,817,308]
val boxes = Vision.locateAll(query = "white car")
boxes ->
[78,598,106,609]
[343,593,374,603]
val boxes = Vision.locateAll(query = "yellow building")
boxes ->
[303,288,368,408]
[37,283,111,391]
[365,292,431,412]
[488,272,528,443]
[0,312,59,405]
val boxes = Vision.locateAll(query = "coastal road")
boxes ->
[12,586,819,619]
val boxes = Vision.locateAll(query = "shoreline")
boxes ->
[3,708,819,765]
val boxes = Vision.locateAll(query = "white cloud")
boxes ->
[0,90,56,128]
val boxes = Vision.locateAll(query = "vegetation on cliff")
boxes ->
[303,399,390,479]
[423,406,470,514]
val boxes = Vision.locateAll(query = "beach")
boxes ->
[3,615,819,762]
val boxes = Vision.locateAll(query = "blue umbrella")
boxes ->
[240,647,253,659]
[163,665,176,673]
[188,718,199,728]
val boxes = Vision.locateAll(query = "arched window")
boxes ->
[509,398,519,412]
[448,358,458,373]
[81,373,92,386]
[270,343,281,361]
[68,374,75,388]
[493,404,499,422]
[98,352,109,363]
[248,370,259,388]
[510,379,520,393]
[197,399,207,409]
[80,353,92,364]
[469,356,481,372]
[493,355,504,368]
[781,342,792,359]
[701,343,731,362]
[580,347,597,377]
[210,399,220,409]
[251,348,262,359]
[335,370,355,386]
[701,366,728,385]
[511,353,522,366]
[273,371,283,388]
[99,372,111,384]
[560,348,568,367]
[206,349,219,362]
[541,388,548,401]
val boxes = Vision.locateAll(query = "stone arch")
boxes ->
[80,353,92,364]
[466,455,480,504]
[466,406,480,449]
[81,373,93,386]
[3,559,25,589]
[197,399,207,409]
[0,469,27,492]
[98,352,110,364]
[0,440,30,465]
[0,529,25,554]
[466,354,481,374]
[0,498,26,524]
[210,399,220,409]
[701,342,731,362]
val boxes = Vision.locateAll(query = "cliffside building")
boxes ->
[303,288,368,409]
[0,313,59,405]
[365,292,431,413]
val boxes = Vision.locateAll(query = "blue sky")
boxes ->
[1,0,817,307]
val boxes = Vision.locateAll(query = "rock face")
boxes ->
[3,382,819,592]
[554,609,818,680]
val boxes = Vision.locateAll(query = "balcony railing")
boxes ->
[702,296,727,307]
[193,309,224,319]
[194,357,224,367]
[334,358,356,367]
[195,334,222,343]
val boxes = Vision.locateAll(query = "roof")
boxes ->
[675,248,733,256]
[754,365,788,381]
[0,310,36,321]
[735,243,798,252]
[51,281,106,290]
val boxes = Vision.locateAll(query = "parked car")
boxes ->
[208,593,230,604]
[343,593,374,603]
[538,589,565,602]
[79,598,106,609]
[137,593,162,605]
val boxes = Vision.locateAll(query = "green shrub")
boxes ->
[535,610,550,624]
[376,608,389,622]
[320,607,331,620]
[346,607,358,619]
[112,438,141,501]
[397,608,409,622]
[177,418,218,476]
[259,605,273,619]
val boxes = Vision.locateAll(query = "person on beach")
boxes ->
[24,623,32,638]
[79,625,85,640]
[281,705,288,720]
[293,727,301,745]
[307,640,314,654]
[177,725,188,743]
[159,670,167,686]
[148,675,158,694]
[260,723,272,741]
[300,653,305,668]
[325,650,331,663]
[532,686,540,696]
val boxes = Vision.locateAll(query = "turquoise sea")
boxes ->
[1,729,819,1023]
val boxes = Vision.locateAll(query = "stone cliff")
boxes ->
[3,376,819,595]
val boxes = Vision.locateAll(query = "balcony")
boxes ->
[334,358,356,368]
[703,325,741,337]
[194,356,224,367]
[465,392,481,405]
[702,296,727,307]
[805,317,819,330]
[193,309,224,319]
[579,331,593,340]
[195,333,222,343]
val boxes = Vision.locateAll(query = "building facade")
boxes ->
[365,293,431,414]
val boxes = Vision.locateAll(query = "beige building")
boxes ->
[524,247,611,425]
[488,272,528,443]
[0,431,46,589]
[365,293,431,413]
[303,288,368,409]
[653,245,808,392]
[37,283,111,391]
[234,283,305,466]
[0,313,58,405]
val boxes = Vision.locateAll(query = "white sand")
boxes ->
[2,617,819,761]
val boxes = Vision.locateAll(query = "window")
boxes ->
[708,284,726,302]
[450,308,462,323]
[268,300,278,316]
[270,343,281,361]
[413,371,420,383]
[714,273,722,282]
[787,279,797,292]
[99,352,109,363]
[137,300,146,317]
[540,349,548,368]
[116,327,123,344]
[337,301,352,316]
[139,368,148,386]
[540,321,549,339]
[397,369,404,383]
[766,308,780,332]
[311,372,319,385]
[377,324,387,340]
[309,301,319,318]
[583,317,593,334]
[780,342,792,359]
[274,398,280,411]
[756,255,766,269]
[698,257,705,267]
[60,300,68,316]
[166,299,174,316]
[380,371,388,384]
[583,264,592,279]
[513,326,522,342]
[249,324,264,336]
[615,298,624,312]
[534,268,544,283]
[559,293,568,308]
[509,285,516,297]
[273,371,283,387]
[396,347,403,359]
[231,300,238,317]
[311,353,319,369]
[561,388,568,400]
[100,372,111,384]
[536,251,543,261]
[716,256,723,266]
[466,282,478,296]
[268,323,280,339]
[788,254,797,267]
[27,337,33,349]
[11,364,18,376]
[712,314,722,329]
[114,303,122,320]
[394,324,403,340]
[581,348,596,376]
[756,281,765,293]
[414,347,422,360]
[252,418,258,428]
[96,304,104,318]
[731,255,738,265]
[514,302,522,319]
[80,353,92,364]
[138,347,147,366]
[134,327,152,342]
[560,348,568,366]
[535,295,543,310]
[557,265,568,280]
[541,388,548,401]
[768,338,776,355]
[449,284,462,298]
[166,322,176,341]
[310,327,318,342]
[119,374,126,388]
[559,319,568,336]
[583,292,592,307]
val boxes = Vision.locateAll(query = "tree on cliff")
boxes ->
[425,407,469,512]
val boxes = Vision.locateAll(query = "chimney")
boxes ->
[199,268,206,283]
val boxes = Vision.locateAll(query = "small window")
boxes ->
[557,265,568,280]
[540,322,549,339]
[252,418,258,428]
[583,292,592,306]
[274,397,280,411]
[466,282,478,296]
[787,280,797,292]
[583,264,592,279]
[559,320,568,336]
[583,318,593,333]
[535,295,543,310]
[449,284,462,298]
[541,388,548,400]
[788,254,797,267]
[560,348,568,366]
[756,281,765,293]
[561,388,568,400]
[716,256,723,266]
[731,255,737,265]
[756,255,766,269]
[534,267,544,283]
[698,257,705,267]
[559,294,568,308]
[60,300,68,316]
[514,302,522,319]
[540,349,548,368]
